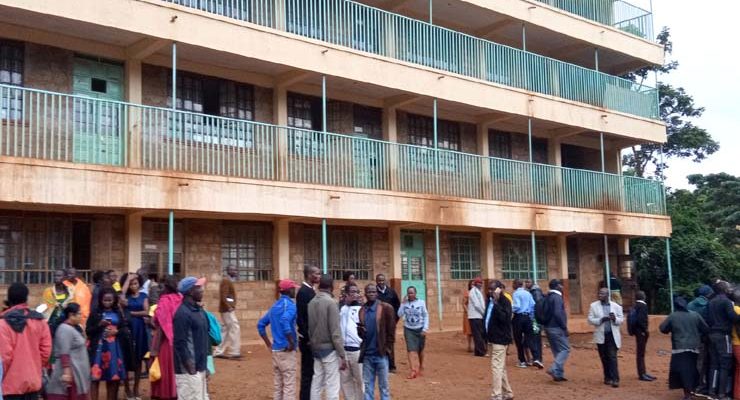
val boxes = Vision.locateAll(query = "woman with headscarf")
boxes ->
[149,275,182,400]
[47,303,91,400]
[659,296,709,400]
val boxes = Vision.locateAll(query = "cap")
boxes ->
[278,279,301,291]
[178,276,207,294]
[473,277,483,285]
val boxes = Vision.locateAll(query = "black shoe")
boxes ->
[644,374,656,380]
[611,380,619,388]
[639,374,655,382]
[604,379,613,385]
[554,377,568,382]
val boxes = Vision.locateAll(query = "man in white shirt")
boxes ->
[339,282,364,400]
[468,277,487,357]
[588,287,624,388]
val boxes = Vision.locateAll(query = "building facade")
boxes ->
[0,0,669,341]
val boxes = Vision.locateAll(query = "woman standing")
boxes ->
[659,296,709,400]
[397,286,429,379]
[43,269,75,335]
[47,303,91,400]
[149,276,182,400]
[462,280,473,352]
[87,288,129,400]
[120,273,150,400]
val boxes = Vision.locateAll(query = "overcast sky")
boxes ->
[648,0,740,189]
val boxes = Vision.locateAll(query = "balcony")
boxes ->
[160,0,659,120]
[0,84,666,215]
[535,0,654,40]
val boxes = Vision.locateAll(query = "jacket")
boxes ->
[257,295,297,351]
[706,293,740,335]
[219,277,237,313]
[0,304,53,395]
[308,291,346,359]
[544,290,568,333]
[633,300,649,335]
[587,300,624,348]
[296,283,315,344]
[687,296,710,322]
[64,279,91,327]
[485,295,513,345]
[377,285,401,320]
[173,300,210,374]
[467,286,485,320]
[660,310,709,350]
[358,300,395,362]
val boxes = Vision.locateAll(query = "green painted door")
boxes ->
[73,57,124,165]
[401,231,426,301]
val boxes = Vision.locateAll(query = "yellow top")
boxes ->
[504,292,513,304]
[732,305,740,346]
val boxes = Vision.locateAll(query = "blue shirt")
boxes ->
[257,295,298,351]
[512,288,535,316]
[364,301,378,356]
[485,299,494,332]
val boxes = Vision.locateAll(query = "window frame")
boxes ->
[0,40,24,122]
[449,233,481,280]
[501,237,548,281]
[287,93,324,157]
[303,225,373,281]
[221,222,273,282]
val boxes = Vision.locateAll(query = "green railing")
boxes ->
[0,84,666,215]
[536,0,653,39]
[163,0,659,120]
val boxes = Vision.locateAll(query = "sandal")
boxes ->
[406,369,418,379]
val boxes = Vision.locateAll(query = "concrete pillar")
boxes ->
[605,148,621,174]
[618,237,632,279]
[273,219,290,280]
[383,107,399,191]
[477,124,492,199]
[274,87,288,180]
[548,138,562,166]
[125,212,143,273]
[389,224,402,279]
[125,60,142,168]
[556,233,570,314]
[481,230,495,280]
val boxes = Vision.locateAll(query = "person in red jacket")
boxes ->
[0,282,53,399]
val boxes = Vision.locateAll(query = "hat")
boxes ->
[278,279,301,291]
[178,276,207,294]
[697,285,713,297]
[473,277,483,285]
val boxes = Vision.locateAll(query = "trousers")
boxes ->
[272,351,297,400]
[214,311,241,357]
[597,332,620,383]
[310,350,341,400]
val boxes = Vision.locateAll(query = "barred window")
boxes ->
[450,234,480,280]
[352,105,382,139]
[221,222,273,281]
[304,226,372,281]
[219,81,254,121]
[489,130,511,159]
[288,93,323,156]
[501,237,547,281]
[407,114,460,150]
[0,40,24,121]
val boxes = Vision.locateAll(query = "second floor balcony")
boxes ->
[0,84,666,216]
[535,0,654,40]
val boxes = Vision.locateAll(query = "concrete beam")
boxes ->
[476,112,516,126]
[547,42,588,60]
[126,37,170,60]
[274,70,313,89]
[474,19,516,38]
[550,127,590,139]
[383,94,422,109]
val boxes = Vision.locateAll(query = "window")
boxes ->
[221,222,272,281]
[533,138,548,164]
[0,40,24,121]
[352,105,382,139]
[450,234,480,280]
[489,130,512,159]
[288,93,324,156]
[304,226,372,281]
[407,114,460,172]
[501,237,547,280]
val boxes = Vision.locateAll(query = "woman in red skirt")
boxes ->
[149,276,182,400]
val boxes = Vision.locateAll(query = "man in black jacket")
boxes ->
[297,265,321,400]
[633,291,656,381]
[375,273,400,372]
[544,279,570,382]
[706,281,740,400]
[485,279,514,400]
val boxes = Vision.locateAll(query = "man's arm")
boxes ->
[39,321,52,367]
[472,289,485,315]
[422,302,429,332]
[257,310,271,349]
[280,303,297,351]
[658,315,671,334]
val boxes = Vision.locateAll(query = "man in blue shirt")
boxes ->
[511,279,541,369]
[258,279,301,400]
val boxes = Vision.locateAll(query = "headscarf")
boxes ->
[154,293,182,341]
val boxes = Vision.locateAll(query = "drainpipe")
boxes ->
[322,219,328,274]
[435,225,443,330]
[666,238,674,313]
[531,231,537,285]
[168,42,177,276]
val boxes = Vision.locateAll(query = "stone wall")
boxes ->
[23,43,74,94]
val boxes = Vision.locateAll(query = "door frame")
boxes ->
[400,230,426,301]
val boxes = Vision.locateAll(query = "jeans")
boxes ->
[708,333,733,397]
[545,327,570,379]
[636,332,649,376]
[299,339,314,400]
[362,355,390,400]
[311,351,341,400]
[512,314,531,363]
[597,331,620,383]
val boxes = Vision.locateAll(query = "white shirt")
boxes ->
[340,304,362,349]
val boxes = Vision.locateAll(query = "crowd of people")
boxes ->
[1,265,739,400]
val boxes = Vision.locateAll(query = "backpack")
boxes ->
[205,310,222,346]
[534,294,551,325]
[627,307,638,336]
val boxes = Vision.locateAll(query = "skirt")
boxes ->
[668,351,698,391]
[404,327,426,352]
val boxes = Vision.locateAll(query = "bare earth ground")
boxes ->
[131,331,679,400]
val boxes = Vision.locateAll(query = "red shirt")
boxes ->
[0,304,52,395]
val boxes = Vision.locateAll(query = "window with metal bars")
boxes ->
[303,226,372,281]
[407,114,460,172]
[0,40,24,121]
[352,105,382,139]
[450,233,481,280]
[489,130,512,159]
[501,237,548,281]
[287,93,324,157]
[221,222,273,281]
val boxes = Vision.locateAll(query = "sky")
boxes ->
[647,0,740,189]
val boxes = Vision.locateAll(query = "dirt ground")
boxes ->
[123,330,680,400]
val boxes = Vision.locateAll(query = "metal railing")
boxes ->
[161,0,659,120]
[0,84,666,215]
[536,0,654,40]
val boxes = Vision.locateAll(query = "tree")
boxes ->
[622,28,719,178]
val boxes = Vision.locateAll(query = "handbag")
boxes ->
[149,357,161,382]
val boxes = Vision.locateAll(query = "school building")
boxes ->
[0,0,669,341]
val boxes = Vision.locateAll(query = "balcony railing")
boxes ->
[535,0,654,39]
[161,0,659,120]
[0,84,667,215]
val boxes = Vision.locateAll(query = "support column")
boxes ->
[388,225,402,297]
[617,238,631,279]
[383,107,399,191]
[477,123,492,199]
[556,233,570,315]
[548,137,563,205]
[274,87,288,180]
[481,230,495,280]
[125,212,143,273]
[273,219,290,280]
[125,60,142,168]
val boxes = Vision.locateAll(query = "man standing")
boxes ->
[588,287,624,388]
[257,279,301,400]
[375,274,400,372]
[705,281,740,400]
[64,267,92,327]
[173,277,210,400]
[485,280,514,400]
[543,279,570,382]
[511,279,538,369]
[468,277,487,357]
[297,265,321,400]
[308,274,346,400]
[359,283,395,400]
[215,265,241,359]
[688,284,713,394]
[339,282,364,400]
[632,291,656,381]
[0,283,52,399]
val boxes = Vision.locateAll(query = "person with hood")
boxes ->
[528,283,545,368]
[705,281,740,399]
[660,296,709,400]
[688,284,713,394]
[0,282,53,399]
[150,275,182,400]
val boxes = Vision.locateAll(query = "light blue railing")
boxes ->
[162,0,659,120]
[0,84,666,215]
[536,0,654,39]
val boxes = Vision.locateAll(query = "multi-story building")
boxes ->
[0,0,669,340]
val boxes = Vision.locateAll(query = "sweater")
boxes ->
[467,286,485,320]
[706,293,740,335]
[257,295,297,351]
[0,304,52,395]
[544,290,568,333]
[397,299,429,331]
[308,291,346,359]
[659,310,709,350]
